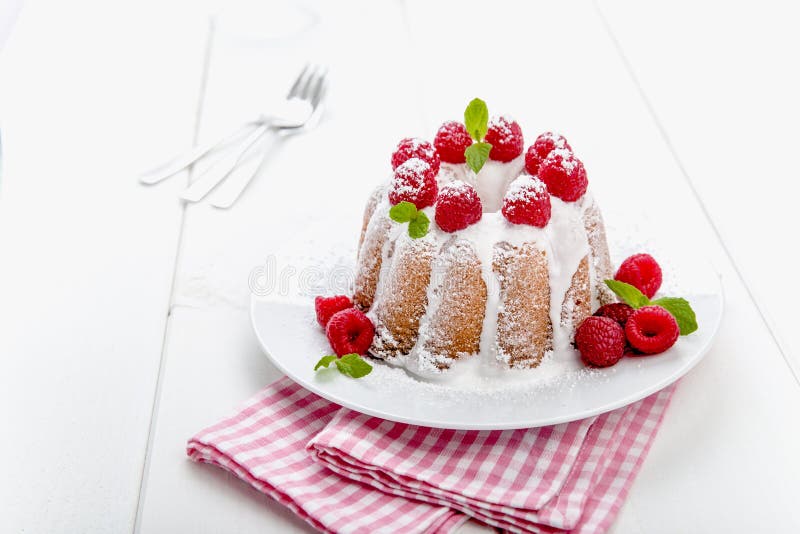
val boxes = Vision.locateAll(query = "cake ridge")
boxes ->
[354,119,613,382]
[357,164,606,378]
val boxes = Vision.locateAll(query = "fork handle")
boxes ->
[179,123,271,203]
[208,130,284,209]
[139,120,261,185]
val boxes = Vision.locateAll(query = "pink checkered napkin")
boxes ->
[188,378,675,534]
[308,384,675,533]
[187,379,465,534]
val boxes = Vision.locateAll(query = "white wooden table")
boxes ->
[2,1,799,532]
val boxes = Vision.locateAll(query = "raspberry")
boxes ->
[388,158,438,209]
[326,308,375,356]
[575,316,626,368]
[484,116,524,162]
[615,254,663,299]
[625,306,679,354]
[434,121,473,164]
[314,295,353,328]
[391,137,441,176]
[501,175,551,227]
[434,180,482,232]
[593,303,634,328]
[525,132,572,175]
[538,149,588,202]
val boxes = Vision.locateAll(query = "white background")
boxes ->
[1,1,799,532]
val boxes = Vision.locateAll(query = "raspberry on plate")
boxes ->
[625,306,679,354]
[326,308,375,356]
[388,158,438,209]
[484,116,524,162]
[593,302,634,328]
[434,121,473,164]
[615,253,663,299]
[315,295,353,328]
[435,180,482,232]
[575,316,626,368]
[391,137,441,176]
[538,149,588,202]
[525,132,572,175]
[501,175,552,227]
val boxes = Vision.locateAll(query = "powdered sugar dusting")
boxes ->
[548,148,579,173]
[362,353,595,399]
[407,137,434,155]
[362,161,593,385]
[464,156,525,212]
[355,121,605,390]
[395,157,431,177]
[538,131,570,151]
[437,179,473,199]
[504,174,548,203]
[487,115,517,144]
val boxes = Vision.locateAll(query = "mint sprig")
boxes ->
[465,142,492,174]
[605,280,651,309]
[336,354,373,378]
[651,297,698,336]
[604,280,698,336]
[389,201,417,222]
[408,211,430,239]
[463,98,493,173]
[314,353,373,378]
[389,201,429,239]
[314,355,337,370]
[464,98,489,141]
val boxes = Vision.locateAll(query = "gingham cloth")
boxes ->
[188,377,675,533]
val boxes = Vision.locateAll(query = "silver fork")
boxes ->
[183,64,328,206]
[139,63,327,201]
[138,119,260,185]
[208,65,328,209]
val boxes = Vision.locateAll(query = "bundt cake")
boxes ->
[353,100,614,378]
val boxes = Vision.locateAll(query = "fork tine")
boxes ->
[297,64,322,102]
[306,66,328,107]
[287,63,312,100]
[205,63,328,208]
[309,69,329,108]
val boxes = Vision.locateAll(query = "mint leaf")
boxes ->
[408,211,430,239]
[335,353,373,378]
[314,355,338,371]
[390,201,418,223]
[652,297,698,335]
[604,280,651,309]
[314,353,373,378]
[389,202,429,239]
[464,98,489,141]
[465,142,492,174]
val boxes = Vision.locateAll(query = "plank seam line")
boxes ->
[132,18,216,533]
[592,0,799,387]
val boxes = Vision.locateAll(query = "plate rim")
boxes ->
[250,271,724,430]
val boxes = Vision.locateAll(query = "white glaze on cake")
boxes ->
[363,158,600,382]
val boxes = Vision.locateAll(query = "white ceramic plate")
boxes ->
[250,263,722,430]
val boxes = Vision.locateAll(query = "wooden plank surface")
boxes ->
[3,1,799,532]
[138,0,800,532]
[136,1,428,531]
[0,1,208,532]
[598,0,800,374]
[404,2,800,529]
[134,307,308,533]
